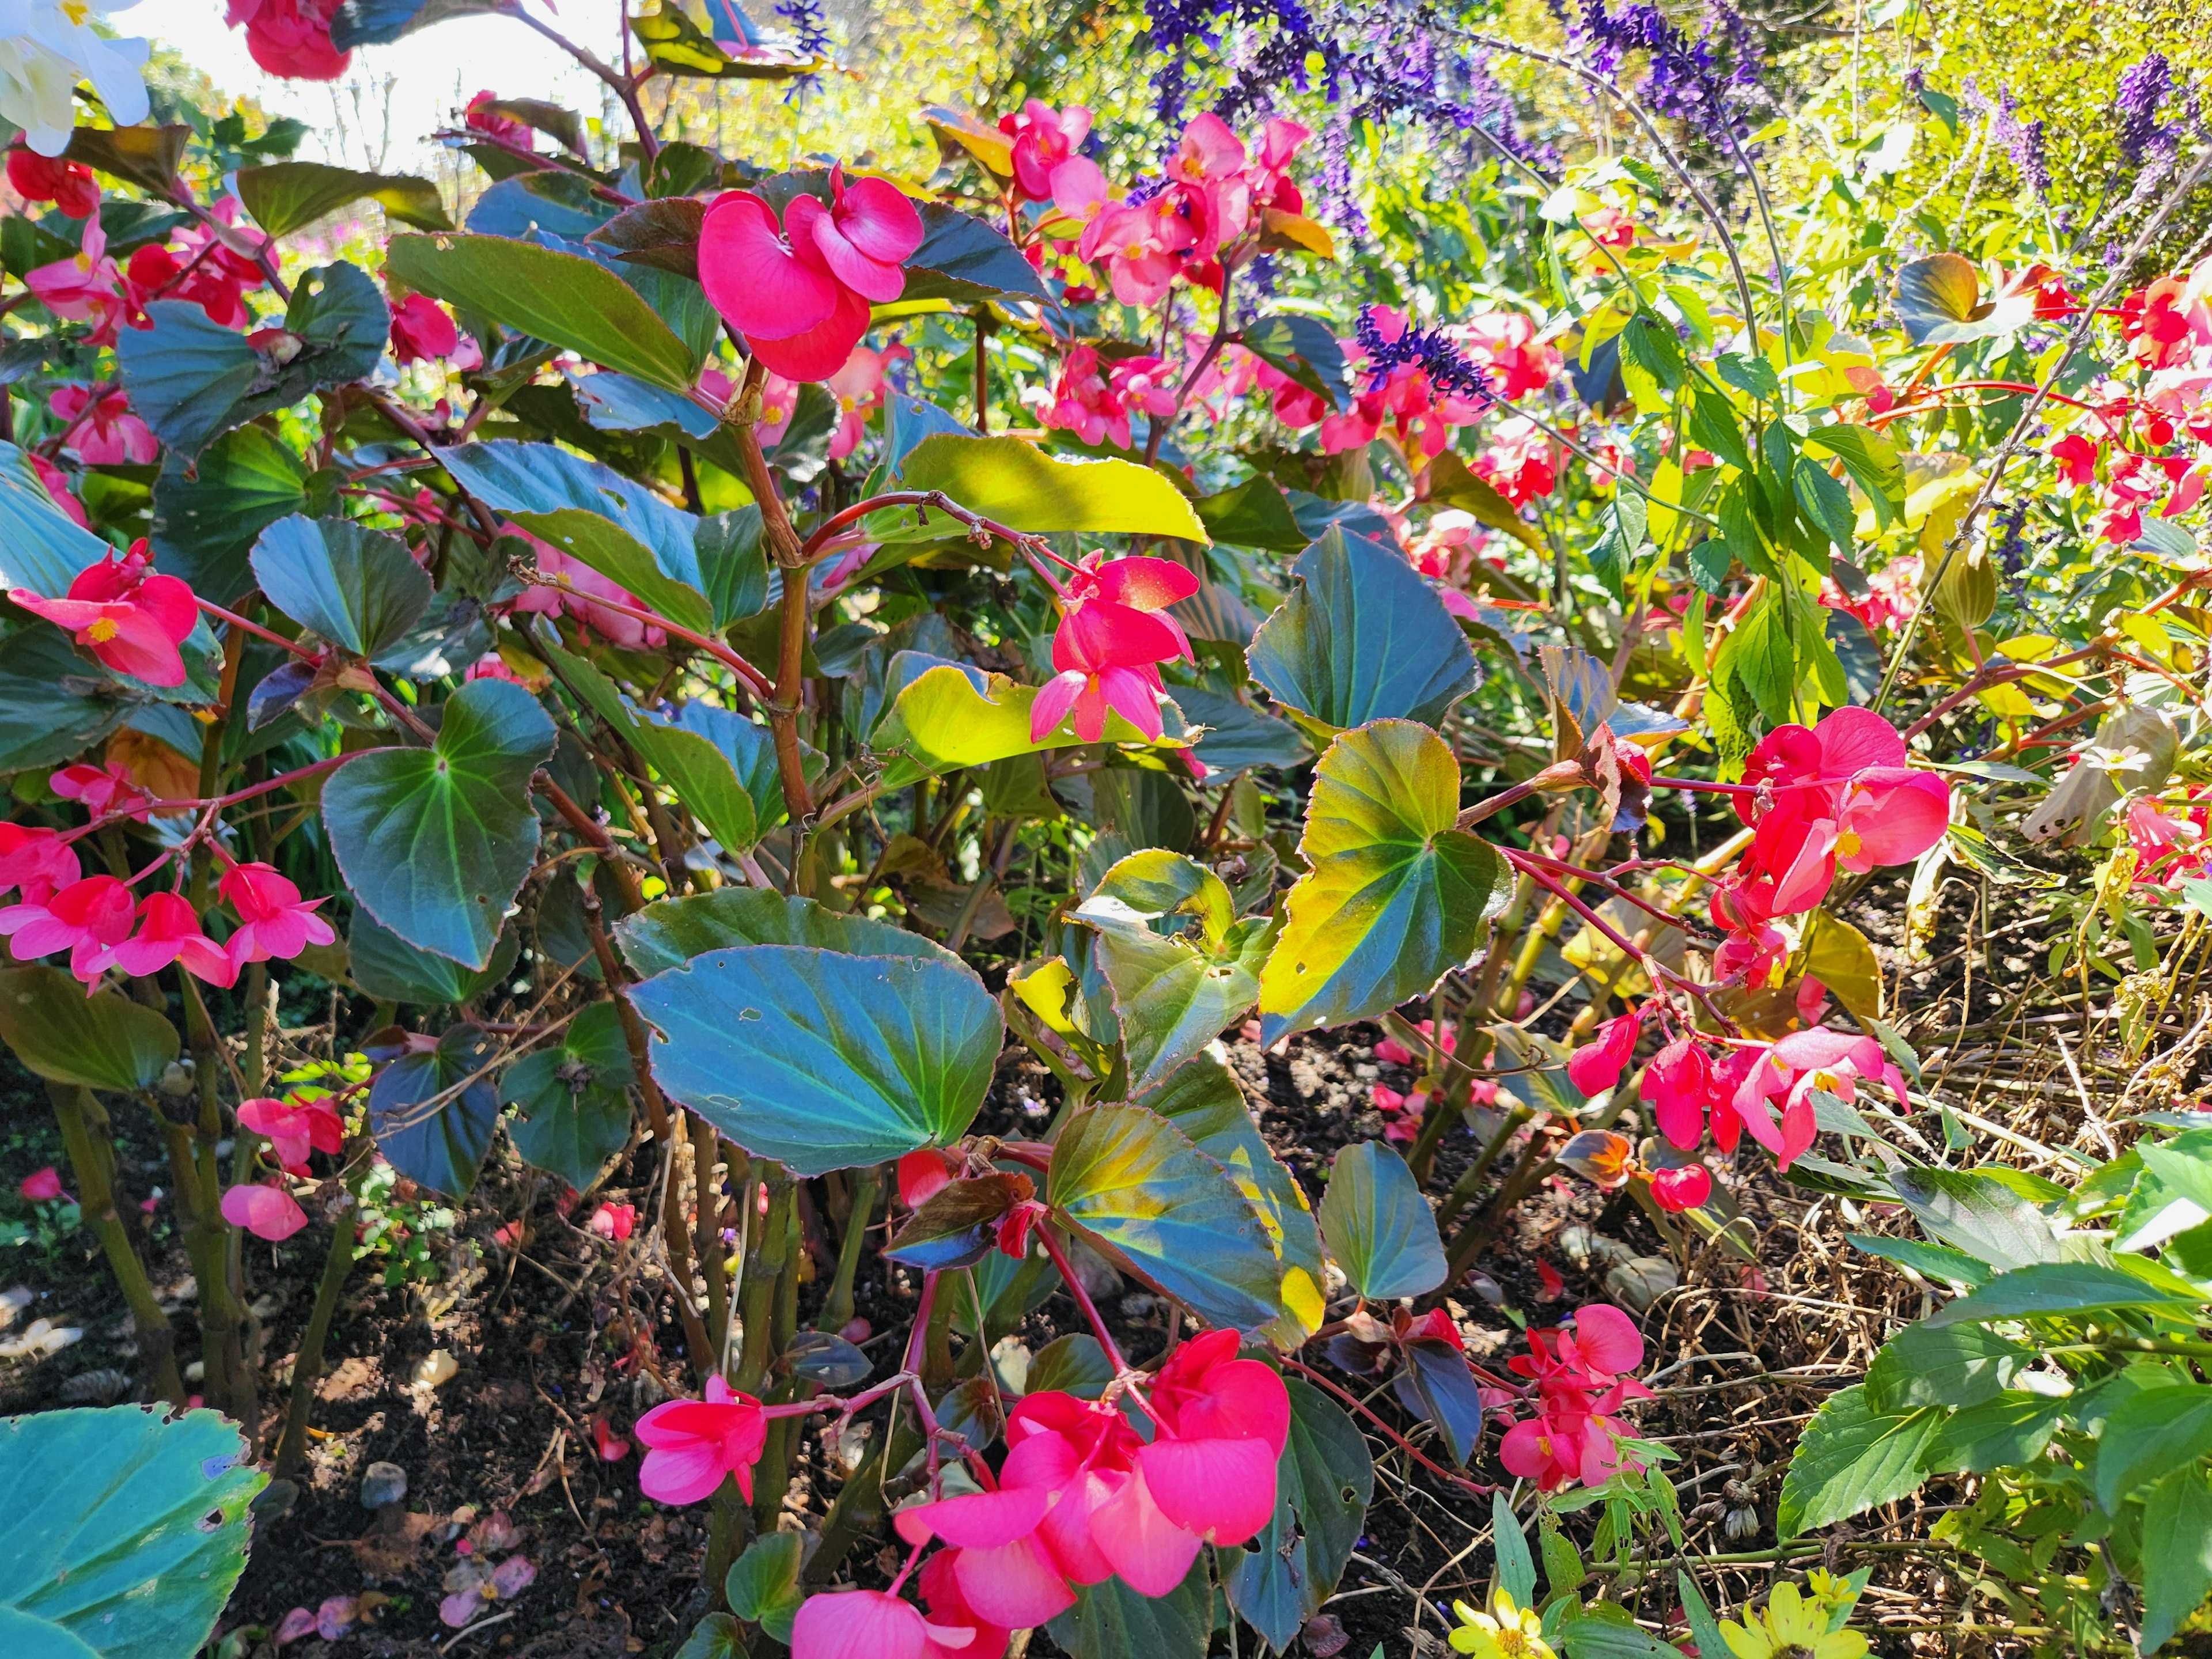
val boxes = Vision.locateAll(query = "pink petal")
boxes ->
[948,1536,1075,1628]
[1028,670,1087,743]
[1839,771,1950,868]
[638,1441,728,1505]
[1137,1435,1279,1546]
[1813,705,1907,777]
[92,615,188,687]
[222,1183,307,1241]
[809,216,907,302]
[698,191,839,343]
[790,1589,935,1659]
[1650,1165,1711,1212]
[1496,1418,1556,1481]
[1091,1465,1203,1596]
[1097,665,1164,741]
[1570,1305,1643,1376]
[744,282,872,382]
[906,1485,1050,1550]
[1089,555,1200,612]
[832,174,926,264]
[136,574,200,644]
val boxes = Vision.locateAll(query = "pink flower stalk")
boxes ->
[634,1376,768,1505]
[7,540,199,687]
[93,891,238,987]
[389,294,460,365]
[698,166,923,381]
[238,1094,345,1174]
[1564,1008,1645,1095]
[1029,554,1198,744]
[223,1181,309,1242]
[48,384,156,465]
[0,873,136,986]
[590,1203,637,1241]
[19,1167,67,1203]
[218,862,336,969]
[226,0,350,79]
[1730,1028,1908,1171]
[1499,1304,1652,1491]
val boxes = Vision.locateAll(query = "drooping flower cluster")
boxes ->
[7,540,198,686]
[698,164,925,381]
[1030,554,1197,744]
[226,0,351,81]
[1498,1304,1651,1491]
[635,1376,768,1504]
[1038,345,1177,450]
[223,1092,347,1240]
[507,524,668,650]
[24,201,272,347]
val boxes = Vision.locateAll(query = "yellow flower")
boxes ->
[1719,1583,1869,1659]
[1449,1588,1556,1659]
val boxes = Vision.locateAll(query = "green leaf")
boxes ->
[150,425,314,607]
[872,434,1208,542]
[1048,1550,1212,1659]
[2139,1468,2212,1652]
[0,630,128,772]
[1027,1333,1114,1399]
[614,889,957,978]
[1135,1054,1326,1338]
[696,507,770,627]
[2094,1384,2212,1512]
[2137,1137,2212,1216]
[1246,528,1479,731]
[386,233,701,392]
[1676,1572,1730,1659]
[1047,1102,1285,1332]
[323,677,556,969]
[671,1612,741,1659]
[234,160,451,236]
[626,710,759,853]
[1073,850,1277,1093]
[250,516,431,658]
[1863,1321,2031,1412]
[0,967,179,1093]
[349,913,516,1005]
[1401,1339,1486,1465]
[1920,1391,2067,1475]
[1493,1495,1539,1608]
[1924,1261,2203,1328]
[1317,1140,1447,1300]
[439,440,711,634]
[902,199,1051,304]
[627,1,815,78]
[1560,1618,1676,1659]
[1888,1170,2062,1271]
[503,1002,634,1190]
[1726,599,1796,725]
[1793,456,1858,553]
[368,1022,502,1197]
[0,441,129,597]
[1174,686,1312,777]
[870,659,1191,789]
[1845,1232,1990,1287]
[723,1532,805,1645]
[1688,387,1752,473]
[1775,1384,1941,1537]
[1224,1377,1373,1650]
[1259,720,1509,1044]
[629,945,1003,1177]
[63,124,191,196]
[1240,312,1350,410]
[1193,474,1309,551]
[117,263,388,459]
[0,1404,262,1658]
[885,1172,1033,1271]
[1803,423,1904,528]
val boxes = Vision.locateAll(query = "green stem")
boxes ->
[821,1167,878,1336]
[275,1195,359,1479]
[49,1084,183,1405]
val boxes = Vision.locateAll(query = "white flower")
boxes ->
[0,0,151,157]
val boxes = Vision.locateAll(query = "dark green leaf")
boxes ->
[1864,1321,2031,1412]
[1027,1333,1113,1398]
[1047,1102,1285,1332]
[626,710,760,853]
[1398,1340,1484,1464]
[630,945,1003,1176]
[671,1612,741,1659]
[2094,1384,2212,1511]
[323,677,555,969]
[1318,1141,1446,1300]
[0,628,128,772]
[885,1173,1034,1271]
[2139,1468,2212,1652]
[350,913,516,1005]
[1049,1551,1212,1659]
[1174,686,1312,777]
[62,125,190,195]
[1193,474,1308,551]
[251,516,432,658]
[784,1330,872,1388]
[1240,313,1350,410]
[1923,1261,2200,1327]
[369,1022,502,1197]
[386,233,700,392]
[150,425,313,606]
[1497,1495,1539,1609]
[0,967,179,1092]
[1804,424,1904,528]
[1247,528,1478,730]
[1920,1391,2067,1475]
[1688,388,1752,473]
[466,172,615,238]
[503,1002,634,1190]
[696,507,769,626]
[902,199,1050,304]
[234,161,451,236]
[1224,1377,1373,1650]
[724,1532,805,1645]
[0,1404,262,1658]
[0,440,134,597]
[1793,456,1858,553]
[1775,1384,1941,1536]
[1259,720,1510,1044]
[1845,1232,1990,1287]
[615,889,956,977]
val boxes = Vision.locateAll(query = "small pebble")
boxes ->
[360,1460,408,1509]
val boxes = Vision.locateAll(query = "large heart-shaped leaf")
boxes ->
[0,1404,262,1658]
[251,516,432,659]
[1046,1103,1285,1332]
[870,434,1207,542]
[1048,1551,1212,1659]
[1074,850,1278,1093]
[368,1022,503,1196]
[1259,719,1509,1044]
[234,160,452,236]
[438,440,711,633]
[503,1001,634,1190]
[117,263,388,458]
[615,889,956,977]
[0,630,128,772]
[349,913,517,1006]
[387,233,702,392]
[629,945,1003,1176]
[150,425,315,606]
[1174,686,1311,777]
[901,199,1051,304]
[1246,527,1479,730]
[870,659,1191,788]
[1317,1140,1448,1300]
[0,440,125,597]
[1224,1378,1373,1652]
[0,967,180,1092]
[323,677,556,969]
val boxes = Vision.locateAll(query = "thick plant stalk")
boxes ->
[728,354,816,828]
[48,1083,184,1405]
[702,1173,795,1596]
[820,1166,878,1336]
[274,1196,359,1479]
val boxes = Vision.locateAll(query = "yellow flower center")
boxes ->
[1835,828,1862,857]
[1122,241,1146,259]
[60,0,89,23]
[85,617,120,643]
[1499,1633,1530,1658]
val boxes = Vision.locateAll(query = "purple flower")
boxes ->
[2115,53,2172,166]
[1355,306,1495,403]
[772,0,829,97]
[1571,0,1762,156]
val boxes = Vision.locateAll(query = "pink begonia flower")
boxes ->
[1078,196,1195,306]
[0,873,135,986]
[1563,1008,1644,1096]
[1499,1304,1652,1491]
[238,1094,344,1174]
[1648,1164,1711,1213]
[219,861,336,968]
[507,525,667,649]
[1029,554,1198,744]
[223,1181,309,1241]
[8,148,100,218]
[49,384,156,465]
[25,215,127,344]
[19,1167,67,1202]
[790,1579,1004,1659]
[0,824,79,899]
[634,1376,768,1505]
[8,540,199,687]
[589,1203,636,1241]
[1730,1028,1910,1172]
[93,891,238,987]
[897,1148,957,1209]
[464,90,533,146]
[226,0,351,79]
[51,761,152,822]
[31,456,89,528]
[1001,100,1093,203]
[698,166,922,381]
[825,344,902,460]
[1040,345,1176,450]
[1638,1036,1715,1150]
[389,293,460,365]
